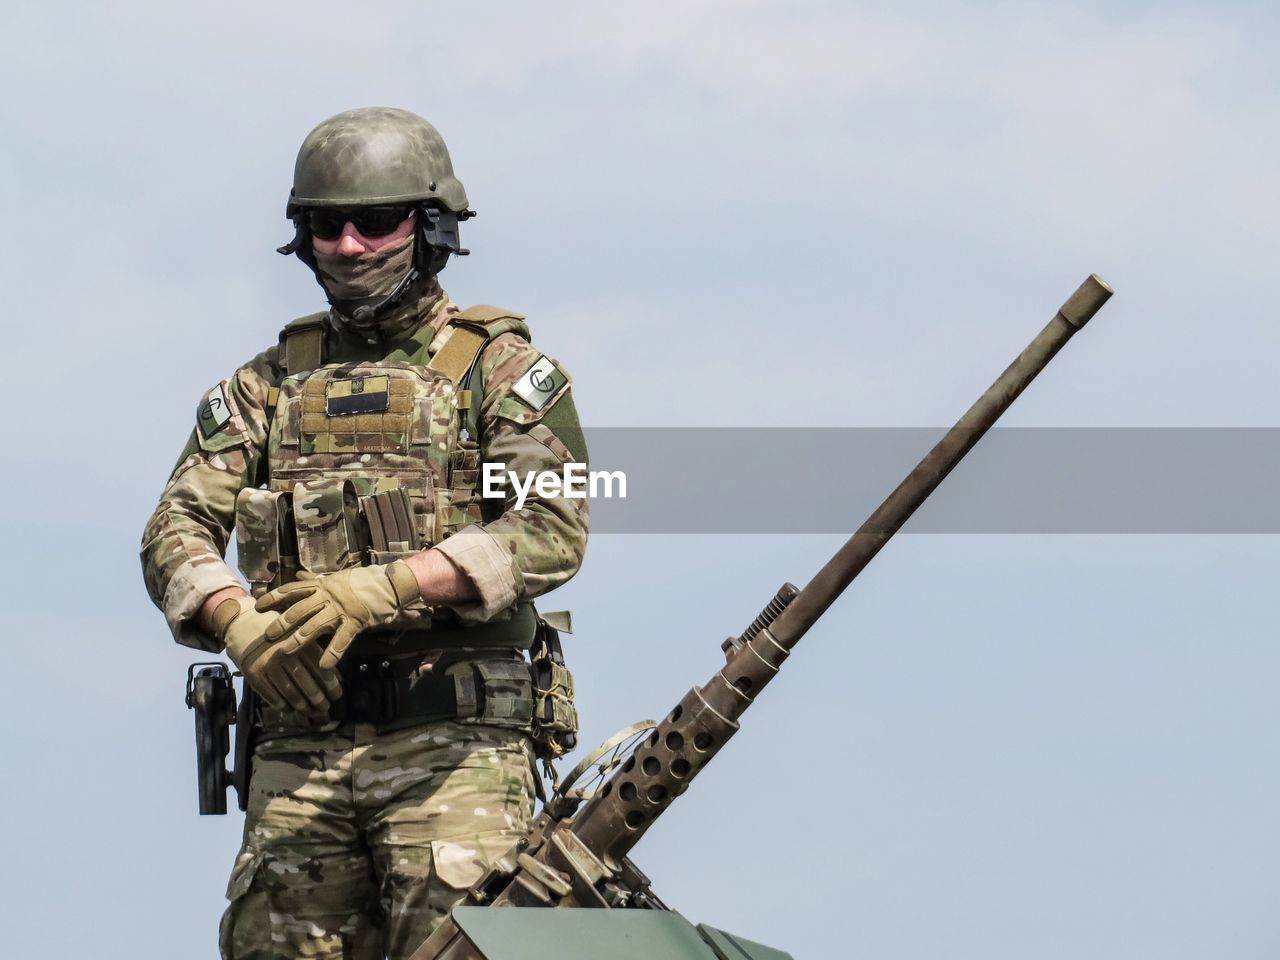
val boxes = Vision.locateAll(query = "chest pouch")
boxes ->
[292,478,368,573]
[442,428,485,534]
[234,488,299,595]
[364,485,423,564]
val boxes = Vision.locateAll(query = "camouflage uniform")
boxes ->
[141,285,588,959]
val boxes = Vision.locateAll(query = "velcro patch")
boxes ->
[511,356,567,412]
[326,376,391,416]
[197,383,232,439]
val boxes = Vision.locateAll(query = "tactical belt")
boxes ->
[356,601,538,657]
[256,644,536,734]
[335,647,536,729]
[336,655,463,727]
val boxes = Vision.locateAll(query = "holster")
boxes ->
[186,663,257,815]
[186,662,236,815]
[231,683,258,812]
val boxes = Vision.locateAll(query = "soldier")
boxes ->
[140,107,589,960]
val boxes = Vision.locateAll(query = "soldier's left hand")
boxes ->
[256,561,422,668]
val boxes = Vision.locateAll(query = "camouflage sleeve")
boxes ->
[139,349,279,650]
[434,333,589,621]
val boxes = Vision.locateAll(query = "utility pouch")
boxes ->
[455,659,536,729]
[529,611,579,764]
[235,488,298,594]
[362,485,422,563]
[443,435,486,533]
[293,478,367,574]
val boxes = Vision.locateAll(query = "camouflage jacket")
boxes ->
[140,290,589,652]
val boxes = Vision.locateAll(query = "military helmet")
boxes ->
[287,107,468,215]
[279,107,474,319]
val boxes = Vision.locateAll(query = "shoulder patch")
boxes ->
[511,355,568,412]
[197,382,233,440]
[195,378,249,453]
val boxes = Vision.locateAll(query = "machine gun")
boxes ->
[408,275,1115,960]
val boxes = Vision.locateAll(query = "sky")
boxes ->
[3,1,1280,957]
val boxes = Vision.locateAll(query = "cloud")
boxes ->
[523,3,1278,263]
[6,0,1278,434]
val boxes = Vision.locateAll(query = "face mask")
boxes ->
[313,236,416,323]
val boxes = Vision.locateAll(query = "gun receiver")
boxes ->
[410,275,1114,959]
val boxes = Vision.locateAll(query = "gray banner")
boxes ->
[546,428,1280,533]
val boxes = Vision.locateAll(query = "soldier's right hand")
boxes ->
[213,597,342,716]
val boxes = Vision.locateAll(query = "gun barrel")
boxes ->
[771,273,1112,650]
[568,275,1113,866]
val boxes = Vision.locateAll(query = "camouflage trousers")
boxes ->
[219,720,537,960]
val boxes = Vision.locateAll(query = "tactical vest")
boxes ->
[235,304,528,634]
[230,304,579,756]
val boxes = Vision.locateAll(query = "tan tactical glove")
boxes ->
[211,596,341,716]
[255,561,422,669]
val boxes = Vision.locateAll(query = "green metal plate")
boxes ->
[452,907,744,960]
[697,923,796,960]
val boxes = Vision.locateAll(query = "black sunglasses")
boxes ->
[307,205,416,241]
